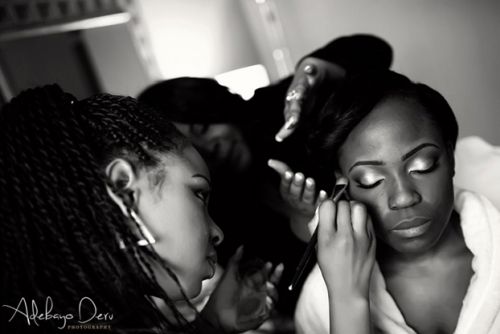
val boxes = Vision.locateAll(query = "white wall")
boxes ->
[272,0,500,144]
[137,0,260,79]
[83,23,152,97]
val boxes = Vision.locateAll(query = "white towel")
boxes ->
[295,190,500,334]
[454,136,500,211]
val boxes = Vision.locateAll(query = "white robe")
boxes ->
[294,189,500,334]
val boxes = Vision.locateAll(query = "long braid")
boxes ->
[0,86,199,333]
[77,94,200,331]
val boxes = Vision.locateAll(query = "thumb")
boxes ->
[226,245,244,273]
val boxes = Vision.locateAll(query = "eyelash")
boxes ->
[356,161,439,189]
[195,189,210,205]
[410,161,438,174]
[356,180,383,189]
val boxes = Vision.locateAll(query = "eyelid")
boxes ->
[408,157,436,172]
[194,187,210,204]
[355,174,384,189]
[356,179,383,189]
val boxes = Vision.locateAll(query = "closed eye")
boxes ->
[356,179,383,189]
[411,163,438,174]
[192,174,211,206]
[408,158,439,174]
[194,189,210,205]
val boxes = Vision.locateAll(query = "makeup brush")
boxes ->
[288,181,348,291]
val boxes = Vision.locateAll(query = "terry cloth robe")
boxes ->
[294,189,500,334]
[454,136,500,211]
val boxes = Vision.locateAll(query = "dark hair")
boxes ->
[300,34,393,74]
[138,77,247,124]
[309,70,458,184]
[0,85,197,333]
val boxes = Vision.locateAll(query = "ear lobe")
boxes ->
[105,159,138,214]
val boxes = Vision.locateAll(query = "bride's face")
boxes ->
[337,97,455,254]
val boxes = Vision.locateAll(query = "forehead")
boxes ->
[158,145,210,178]
[338,97,443,162]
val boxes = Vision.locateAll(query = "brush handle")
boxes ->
[288,183,348,291]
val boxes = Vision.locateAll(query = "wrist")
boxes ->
[327,287,370,310]
[329,293,370,308]
[329,295,372,334]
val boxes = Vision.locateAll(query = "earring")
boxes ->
[114,187,156,248]
[129,209,156,246]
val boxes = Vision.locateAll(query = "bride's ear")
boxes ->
[105,158,138,215]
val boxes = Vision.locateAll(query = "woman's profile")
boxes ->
[0,85,279,333]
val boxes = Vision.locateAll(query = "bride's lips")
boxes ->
[206,254,217,279]
[391,217,431,238]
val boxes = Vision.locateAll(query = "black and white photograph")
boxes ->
[1,1,500,333]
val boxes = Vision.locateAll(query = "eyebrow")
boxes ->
[348,143,440,173]
[401,143,439,161]
[192,174,211,187]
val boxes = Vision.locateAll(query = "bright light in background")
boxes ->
[215,64,270,100]
[137,0,262,80]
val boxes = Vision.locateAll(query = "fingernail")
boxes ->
[306,178,314,187]
[275,133,284,142]
[285,115,297,130]
[319,190,327,198]
[284,171,293,180]
[294,173,304,182]
[267,159,276,167]
[304,64,316,75]
[336,176,349,185]
[236,245,244,255]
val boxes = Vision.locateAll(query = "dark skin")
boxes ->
[334,96,473,334]
[378,212,473,334]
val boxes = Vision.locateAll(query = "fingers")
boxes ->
[350,201,368,237]
[269,263,284,286]
[268,159,294,195]
[336,200,353,235]
[289,173,305,200]
[266,281,279,303]
[318,199,337,239]
[302,177,316,204]
[275,114,299,142]
[366,216,377,254]
[226,245,244,275]
[267,159,290,175]
[315,190,328,206]
[318,198,373,243]
[275,77,308,142]
[265,263,283,307]
[267,159,321,205]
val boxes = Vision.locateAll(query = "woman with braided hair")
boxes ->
[0,85,280,333]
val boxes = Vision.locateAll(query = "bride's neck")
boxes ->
[378,211,467,272]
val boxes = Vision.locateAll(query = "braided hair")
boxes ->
[0,85,200,333]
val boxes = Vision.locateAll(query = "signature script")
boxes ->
[2,296,114,330]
